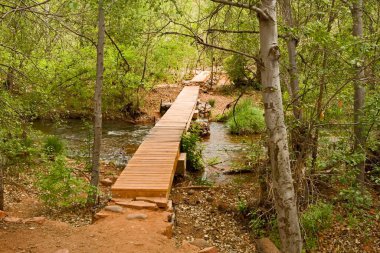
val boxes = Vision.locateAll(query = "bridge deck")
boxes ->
[111,86,199,199]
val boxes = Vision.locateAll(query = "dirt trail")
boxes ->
[0,209,199,253]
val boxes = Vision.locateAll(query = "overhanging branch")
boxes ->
[210,0,269,20]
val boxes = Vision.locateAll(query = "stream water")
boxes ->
[32,120,153,167]
[33,120,251,182]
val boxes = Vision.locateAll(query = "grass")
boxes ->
[226,99,265,135]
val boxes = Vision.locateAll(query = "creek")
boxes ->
[33,120,252,182]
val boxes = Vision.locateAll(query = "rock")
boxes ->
[0,210,7,219]
[104,205,124,213]
[182,240,201,251]
[167,200,173,212]
[161,223,173,239]
[100,178,113,186]
[167,212,175,223]
[199,246,218,253]
[94,211,110,220]
[4,217,22,223]
[54,249,69,253]
[135,197,167,208]
[24,217,46,225]
[116,201,158,211]
[190,238,211,249]
[256,238,281,253]
[126,213,148,220]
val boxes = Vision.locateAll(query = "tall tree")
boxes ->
[211,1,302,252]
[88,0,105,205]
[351,0,366,182]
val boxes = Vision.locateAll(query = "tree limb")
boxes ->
[105,30,130,73]
[210,0,269,20]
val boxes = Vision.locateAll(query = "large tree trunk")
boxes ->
[88,0,105,205]
[259,0,302,252]
[352,0,366,182]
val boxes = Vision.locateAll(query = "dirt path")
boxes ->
[0,209,199,253]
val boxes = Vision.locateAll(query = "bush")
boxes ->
[43,135,65,158]
[338,186,373,210]
[226,99,265,135]
[301,202,333,250]
[180,132,204,171]
[36,156,90,208]
[224,55,261,90]
[208,99,216,108]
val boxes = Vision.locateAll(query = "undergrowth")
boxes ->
[226,99,265,135]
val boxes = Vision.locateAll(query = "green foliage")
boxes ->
[180,132,204,171]
[248,210,267,237]
[43,136,65,158]
[224,55,260,90]
[194,177,213,186]
[301,202,333,250]
[338,187,373,210]
[207,99,216,108]
[36,157,90,208]
[236,199,248,213]
[226,99,265,135]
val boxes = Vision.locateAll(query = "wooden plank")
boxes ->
[111,86,199,198]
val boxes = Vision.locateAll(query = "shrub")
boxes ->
[180,132,204,171]
[208,99,216,108]
[36,156,90,208]
[224,55,261,90]
[301,202,333,250]
[338,186,373,210]
[226,99,265,135]
[43,135,65,158]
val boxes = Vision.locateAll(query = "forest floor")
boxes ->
[1,83,380,253]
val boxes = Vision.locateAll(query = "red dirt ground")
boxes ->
[0,209,199,253]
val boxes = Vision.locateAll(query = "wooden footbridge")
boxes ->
[111,86,199,203]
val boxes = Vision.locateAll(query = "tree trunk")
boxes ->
[259,0,302,252]
[311,0,335,171]
[279,0,307,196]
[279,0,301,121]
[88,0,105,205]
[352,0,366,182]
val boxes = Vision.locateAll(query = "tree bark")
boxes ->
[259,0,302,252]
[351,0,366,182]
[88,0,105,205]
[279,0,301,121]
[279,0,307,196]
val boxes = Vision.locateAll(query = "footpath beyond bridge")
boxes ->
[111,86,199,203]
